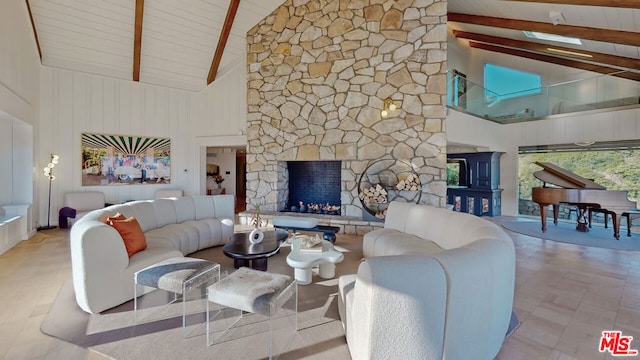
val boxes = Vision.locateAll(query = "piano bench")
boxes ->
[623,210,640,237]
[589,208,640,237]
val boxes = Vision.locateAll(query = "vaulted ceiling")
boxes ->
[25,0,640,92]
[447,0,640,80]
[26,0,284,92]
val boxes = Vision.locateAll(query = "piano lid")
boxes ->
[533,161,606,189]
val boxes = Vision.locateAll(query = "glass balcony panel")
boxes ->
[447,70,640,124]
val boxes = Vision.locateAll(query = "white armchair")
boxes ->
[338,202,516,360]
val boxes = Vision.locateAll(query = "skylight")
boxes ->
[523,31,582,45]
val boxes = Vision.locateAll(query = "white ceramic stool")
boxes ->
[206,267,297,359]
[286,237,344,285]
[134,257,220,338]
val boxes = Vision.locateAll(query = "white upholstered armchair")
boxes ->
[338,202,516,360]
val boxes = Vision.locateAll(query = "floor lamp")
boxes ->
[38,154,59,231]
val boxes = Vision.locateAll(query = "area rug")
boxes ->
[41,234,521,360]
[42,236,363,360]
[502,219,640,251]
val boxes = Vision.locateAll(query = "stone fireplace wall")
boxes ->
[246,0,448,219]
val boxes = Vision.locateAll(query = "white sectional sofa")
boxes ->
[70,195,235,314]
[338,201,515,360]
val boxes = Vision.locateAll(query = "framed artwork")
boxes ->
[81,133,171,186]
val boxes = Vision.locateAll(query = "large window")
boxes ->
[518,141,640,205]
[484,63,541,103]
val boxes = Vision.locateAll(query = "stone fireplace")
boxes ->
[245,0,448,232]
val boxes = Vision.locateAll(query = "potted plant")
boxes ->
[251,203,263,228]
[213,175,225,188]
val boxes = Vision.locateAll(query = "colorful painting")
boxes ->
[81,133,171,186]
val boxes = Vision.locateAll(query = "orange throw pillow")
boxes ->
[100,212,126,224]
[109,217,147,257]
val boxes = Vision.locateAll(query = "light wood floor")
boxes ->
[0,216,638,360]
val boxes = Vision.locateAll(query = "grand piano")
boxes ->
[531,161,637,239]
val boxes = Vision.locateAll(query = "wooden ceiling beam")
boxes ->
[468,41,640,82]
[448,13,640,47]
[504,0,640,8]
[453,30,640,70]
[133,0,144,82]
[25,0,42,61]
[207,0,241,85]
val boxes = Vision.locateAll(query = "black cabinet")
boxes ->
[447,188,503,216]
[468,152,502,189]
[446,152,504,216]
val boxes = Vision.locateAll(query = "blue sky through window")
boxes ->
[484,63,541,102]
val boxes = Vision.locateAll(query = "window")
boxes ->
[484,64,542,103]
[523,31,581,45]
[517,141,640,217]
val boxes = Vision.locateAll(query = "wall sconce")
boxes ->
[39,154,59,230]
[381,98,397,118]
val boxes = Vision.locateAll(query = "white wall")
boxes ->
[36,59,249,226]
[194,60,247,137]
[0,0,39,125]
[192,58,248,196]
[38,68,197,224]
[0,1,39,250]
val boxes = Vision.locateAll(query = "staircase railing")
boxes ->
[446,70,640,123]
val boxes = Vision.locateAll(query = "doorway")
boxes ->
[235,150,246,213]
[204,146,246,213]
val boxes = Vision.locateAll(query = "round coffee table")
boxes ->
[223,230,288,271]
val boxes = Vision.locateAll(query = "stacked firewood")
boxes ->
[359,184,388,204]
[395,174,421,191]
[375,209,387,219]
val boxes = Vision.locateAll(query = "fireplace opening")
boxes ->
[285,160,341,215]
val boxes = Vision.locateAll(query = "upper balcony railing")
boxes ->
[446,70,640,124]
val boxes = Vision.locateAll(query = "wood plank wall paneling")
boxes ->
[0,119,14,206]
[0,0,39,123]
[37,68,197,221]
[199,60,247,133]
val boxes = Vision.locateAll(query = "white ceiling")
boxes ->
[26,0,640,92]
[28,0,284,92]
[447,1,640,60]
